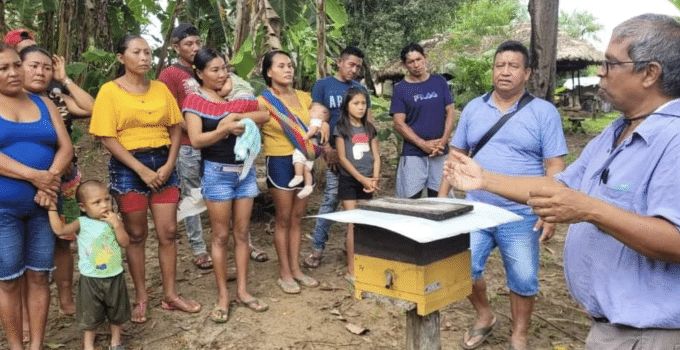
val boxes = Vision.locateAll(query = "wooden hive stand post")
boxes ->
[406,309,441,350]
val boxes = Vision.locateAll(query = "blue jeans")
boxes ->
[176,145,207,255]
[310,168,340,252]
[0,206,55,280]
[471,208,541,296]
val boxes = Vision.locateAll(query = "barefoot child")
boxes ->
[44,180,130,350]
[334,87,380,282]
[288,104,328,198]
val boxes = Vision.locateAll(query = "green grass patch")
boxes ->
[582,111,619,133]
[564,152,579,166]
[561,111,619,134]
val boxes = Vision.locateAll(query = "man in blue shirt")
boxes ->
[439,41,567,350]
[444,14,680,349]
[391,43,455,198]
[304,46,371,269]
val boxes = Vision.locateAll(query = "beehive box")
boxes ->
[314,198,522,316]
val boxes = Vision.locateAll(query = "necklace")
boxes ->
[115,76,150,101]
[271,86,283,95]
[200,87,225,103]
[615,113,652,146]
[623,113,650,125]
[271,86,302,110]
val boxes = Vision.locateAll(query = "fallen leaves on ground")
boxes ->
[346,323,369,335]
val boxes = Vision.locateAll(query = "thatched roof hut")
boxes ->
[376,22,604,83]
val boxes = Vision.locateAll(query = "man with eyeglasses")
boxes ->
[443,14,680,349]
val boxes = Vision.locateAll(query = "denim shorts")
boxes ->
[470,208,541,296]
[201,159,258,201]
[266,155,315,190]
[108,147,180,195]
[0,206,55,280]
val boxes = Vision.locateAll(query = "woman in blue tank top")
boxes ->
[0,43,73,350]
[21,45,95,320]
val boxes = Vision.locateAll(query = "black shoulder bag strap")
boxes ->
[469,91,535,158]
[173,63,195,78]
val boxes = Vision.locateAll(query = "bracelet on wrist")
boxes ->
[63,78,72,87]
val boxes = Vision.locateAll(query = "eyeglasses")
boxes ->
[600,60,652,76]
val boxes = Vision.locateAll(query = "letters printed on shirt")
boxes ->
[328,95,343,109]
[413,91,439,103]
[352,133,370,160]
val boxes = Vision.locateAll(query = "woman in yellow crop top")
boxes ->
[90,34,200,323]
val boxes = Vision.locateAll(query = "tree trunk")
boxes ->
[316,0,327,79]
[528,0,559,103]
[57,0,72,58]
[74,0,92,62]
[362,58,375,94]
[247,0,264,52]
[0,0,6,36]
[155,0,183,77]
[206,29,218,52]
[91,0,113,52]
[262,0,282,51]
[233,0,252,56]
[40,11,57,54]
[214,0,230,56]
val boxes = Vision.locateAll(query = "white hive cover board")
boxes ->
[311,198,522,243]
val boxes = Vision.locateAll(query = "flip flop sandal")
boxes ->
[237,298,269,312]
[130,300,148,324]
[210,305,229,323]
[194,252,213,270]
[344,273,356,286]
[161,296,201,313]
[276,278,301,294]
[109,345,126,350]
[250,249,269,262]
[293,274,319,288]
[303,253,322,268]
[460,317,499,350]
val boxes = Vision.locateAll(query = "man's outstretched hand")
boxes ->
[443,151,484,191]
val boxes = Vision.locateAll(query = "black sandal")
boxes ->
[194,252,213,270]
[304,252,322,268]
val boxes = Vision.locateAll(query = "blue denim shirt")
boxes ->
[555,100,680,328]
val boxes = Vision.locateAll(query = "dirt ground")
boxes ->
[1,121,596,350]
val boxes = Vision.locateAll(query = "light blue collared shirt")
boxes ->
[555,100,680,328]
[451,92,568,211]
